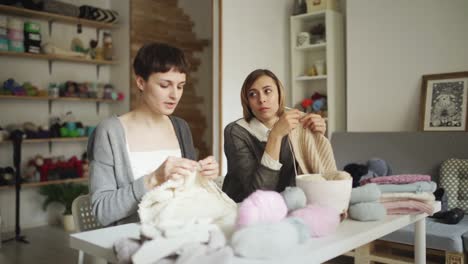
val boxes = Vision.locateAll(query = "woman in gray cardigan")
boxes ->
[222,69,326,203]
[88,43,219,226]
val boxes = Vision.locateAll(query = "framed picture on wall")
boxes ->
[420,71,468,131]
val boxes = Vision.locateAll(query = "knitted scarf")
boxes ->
[288,127,337,175]
[138,171,238,236]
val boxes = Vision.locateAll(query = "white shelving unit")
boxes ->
[290,10,345,138]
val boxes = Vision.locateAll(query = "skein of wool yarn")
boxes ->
[289,204,340,237]
[281,187,307,212]
[231,217,309,259]
[236,190,288,229]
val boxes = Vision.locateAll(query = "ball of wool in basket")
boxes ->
[236,190,288,229]
[289,204,340,237]
[281,186,307,212]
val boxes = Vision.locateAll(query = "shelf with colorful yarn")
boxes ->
[0,116,94,152]
[0,94,118,114]
[0,4,115,32]
[0,50,118,77]
[290,9,345,138]
[0,4,119,77]
[0,153,89,191]
[0,50,117,65]
[0,137,88,144]
[0,177,88,191]
[0,79,123,114]
[0,137,89,153]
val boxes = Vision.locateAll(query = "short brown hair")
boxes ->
[133,42,189,81]
[240,69,286,122]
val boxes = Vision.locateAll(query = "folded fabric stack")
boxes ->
[348,183,386,221]
[0,15,7,52]
[42,1,119,23]
[79,5,119,23]
[23,21,41,54]
[361,174,437,215]
[6,17,23,53]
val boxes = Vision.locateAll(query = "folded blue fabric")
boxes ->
[378,181,437,193]
[350,183,381,205]
[349,202,387,221]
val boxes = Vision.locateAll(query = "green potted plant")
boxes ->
[39,183,88,231]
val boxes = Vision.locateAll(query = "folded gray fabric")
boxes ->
[378,181,437,193]
[231,217,309,259]
[114,237,141,264]
[349,202,387,221]
[281,187,307,212]
[175,244,233,264]
[350,183,381,205]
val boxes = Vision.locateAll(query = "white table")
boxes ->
[70,202,440,264]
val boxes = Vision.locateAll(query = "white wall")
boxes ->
[347,0,468,131]
[220,0,292,174]
[0,0,130,232]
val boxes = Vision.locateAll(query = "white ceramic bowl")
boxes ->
[296,174,352,213]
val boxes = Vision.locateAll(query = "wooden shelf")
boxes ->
[291,10,326,22]
[0,95,117,103]
[295,43,326,51]
[295,75,327,81]
[0,5,114,30]
[0,51,117,65]
[0,177,88,190]
[0,137,88,145]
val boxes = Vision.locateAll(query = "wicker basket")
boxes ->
[296,174,352,213]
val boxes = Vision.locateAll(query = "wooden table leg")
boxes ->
[355,243,372,264]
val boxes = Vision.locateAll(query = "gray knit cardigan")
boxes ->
[87,115,196,226]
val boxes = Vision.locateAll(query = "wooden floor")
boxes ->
[0,224,354,264]
[0,225,83,264]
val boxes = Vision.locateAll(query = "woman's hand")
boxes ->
[199,156,219,180]
[270,109,301,138]
[300,113,327,135]
[146,156,199,189]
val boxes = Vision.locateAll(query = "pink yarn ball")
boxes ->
[236,190,288,229]
[289,204,340,237]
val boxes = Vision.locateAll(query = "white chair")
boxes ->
[72,194,102,264]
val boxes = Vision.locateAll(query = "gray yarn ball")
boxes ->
[281,187,307,212]
[367,158,392,176]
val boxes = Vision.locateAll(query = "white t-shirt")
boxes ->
[126,145,181,180]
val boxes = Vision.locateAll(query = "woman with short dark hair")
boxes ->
[88,43,219,226]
